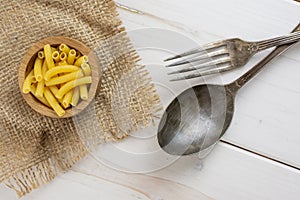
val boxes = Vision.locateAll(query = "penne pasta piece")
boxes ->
[37,51,45,59]
[71,87,80,106]
[74,55,88,67]
[44,87,65,117]
[58,60,68,66]
[33,57,43,82]
[44,44,55,69]
[48,85,62,104]
[31,76,37,83]
[67,49,76,65]
[59,52,67,61]
[79,84,88,100]
[48,85,59,94]
[22,69,35,93]
[62,90,72,109]
[44,65,79,81]
[30,84,51,107]
[81,63,91,76]
[75,51,81,60]
[51,47,57,53]
[36,81,44,97]
[52,51,60,63]
[35,60,47,97]
[55,76,92,99]
[45,70,84,86]
[59,43,70,54]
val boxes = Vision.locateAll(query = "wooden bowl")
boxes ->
[18,36,100,118]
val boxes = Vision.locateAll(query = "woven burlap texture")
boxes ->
[0,0,161,197]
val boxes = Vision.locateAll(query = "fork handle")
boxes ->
[256,30,300,52]
[229,23,300,92]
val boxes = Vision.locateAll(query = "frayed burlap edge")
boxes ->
[0,0,162,198]
[2,143,88,198]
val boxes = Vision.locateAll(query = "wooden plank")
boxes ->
[2,143,299,200]
[7,142,296,200]
[0,172,159,200]
[150,142,300,200]
[0,156,212,200]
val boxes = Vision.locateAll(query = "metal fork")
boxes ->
[165,26,300,81]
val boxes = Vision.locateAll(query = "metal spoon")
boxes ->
[158,24,300,155]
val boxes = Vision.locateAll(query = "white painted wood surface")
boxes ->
[117,0,300,168]
[2,143,300,200]
[1,0,300,199]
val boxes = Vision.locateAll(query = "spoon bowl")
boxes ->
[158,84,235,155]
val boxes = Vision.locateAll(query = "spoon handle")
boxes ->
[229,23,300,92]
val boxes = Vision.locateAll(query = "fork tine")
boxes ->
[166,59,195,67]
[169,64,232,81]
[166,49,228,67]
[164,41,225,61]
[167,57,231,75]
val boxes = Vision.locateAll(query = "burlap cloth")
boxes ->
[0,0,161,197]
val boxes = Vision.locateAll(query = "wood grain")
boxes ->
[18,36,100,118]
[70,143,300,200]
[1,142,299,200]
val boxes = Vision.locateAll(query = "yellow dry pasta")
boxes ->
[30,84,50,107]
[37,51,45,59]
[22,69,35,94]
[59,43,70,54]
[44,87,65,117]
[44,65,79,81]
[44,44,55,69]
[48,85,59,94]
[33,57,43,82]
[81,63,91,76]
[55,76,92,99]
[74,55,88,67]
[75,51,81,60]
[45,70,84,86]
[67,49,76,65]
[51,47,57,53]
[35,60,47,97]
[62,90,73,109]
[79,85,88,100]
[24,43,92,116]
[31,76,37,83]
[71,87,80,106]
[60,52,67,61]
[35,82,44,97]
[48,85,62,104]
[58,60,68,66]
[52,51,60,62]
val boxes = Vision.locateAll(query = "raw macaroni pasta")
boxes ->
[35,60,47,98]
[44,65,79,81]
[44,44,55,69]
[22,43,92,116]
[67,49,76,65]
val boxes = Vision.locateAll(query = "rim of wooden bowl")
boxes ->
[18,36,100,118]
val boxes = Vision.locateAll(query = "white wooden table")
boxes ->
[1,0,300,199]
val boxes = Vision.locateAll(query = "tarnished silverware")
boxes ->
[166,24,300,81]
[158,23,300,155]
